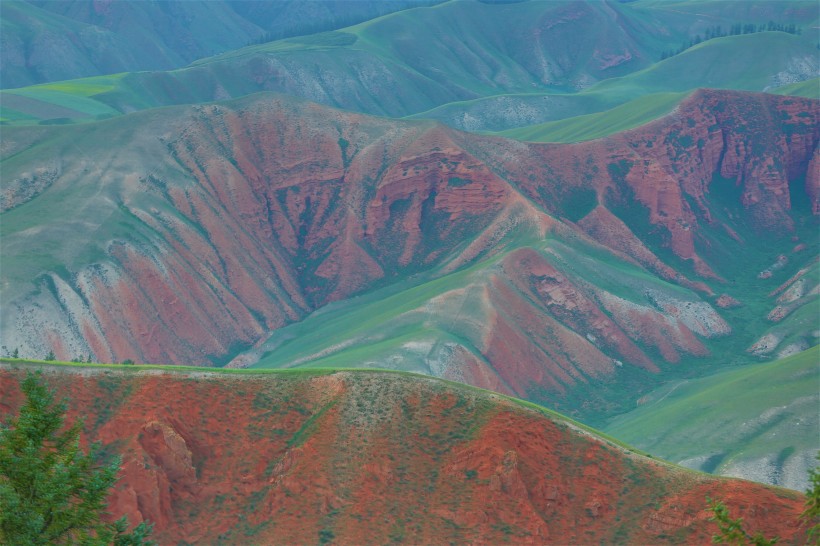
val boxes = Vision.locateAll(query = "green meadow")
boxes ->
[605,347,819,474]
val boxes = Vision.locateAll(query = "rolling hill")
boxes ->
[2,0,816,129]
[606,347,820,492]
[1,0,818,502]
[1,0,441,89]
[0,361,811,544]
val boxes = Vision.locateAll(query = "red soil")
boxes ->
[0,365,810,545]
[4,90,817,397]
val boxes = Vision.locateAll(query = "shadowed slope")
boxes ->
[0,362,810,545]
[1,0,443,89]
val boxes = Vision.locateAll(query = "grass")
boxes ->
[1,76,125,124]
[251,256,495,371]
[604,347,820,471]
[768,78,820,99]
[248,228,703,378]
[3,4,814,129]
[495,92,689,143]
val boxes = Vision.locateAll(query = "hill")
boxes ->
[0,0,440,89]
[494,91,689,143]
[1,89,817,423]
[605,347,820,491]
[0,0,261,89]
[410,31,818,134]
[2,0,816,128]
[0,361,810,544]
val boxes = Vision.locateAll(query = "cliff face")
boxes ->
[0,364,809,545]
[1,90,817,401]
[469,90,819,280]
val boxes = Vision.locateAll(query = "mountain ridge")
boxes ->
[1,88,816,423]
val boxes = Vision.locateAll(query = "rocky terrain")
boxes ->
[2,90,817,416]
[0,362,811,545]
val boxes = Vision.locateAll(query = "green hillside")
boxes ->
[769,78,820,99]
[4,1,815,129]
[495,92,689,143]
[248,228,727,421]
[605,347,820,491]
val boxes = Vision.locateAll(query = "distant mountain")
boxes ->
[1,0,261,88]
[0,362,810,544]
[1,89,816,422]
[425,31,819,135]
[2,0,816,128]
[1,0,440,89]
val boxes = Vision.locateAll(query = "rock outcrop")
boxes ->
[1,90,817,405]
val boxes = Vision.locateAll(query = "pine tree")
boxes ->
[0,372,153,545]
[707,497,778,545]
[802,457,820,541]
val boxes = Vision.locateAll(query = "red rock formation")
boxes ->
[1,90,816,398]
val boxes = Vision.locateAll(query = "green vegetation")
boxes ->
[605,348,820,480]
[769,78,820,99]
[660,21,803,61]
[707,497,779,545]
[496,92,689,143]
[3,1,815,130]
[708,458,819,544]
[0,372,153,545]
[805,460,820,541]
[249,230,697,381]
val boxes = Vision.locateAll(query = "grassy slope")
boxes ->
[4,2,815,128]
[604,347,819,480]
[250,233,690,370]
[769,78,820,99]
[246,225,721,426]
[495,91,689,143]
[411,31,815,134]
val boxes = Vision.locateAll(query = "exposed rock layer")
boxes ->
[1,90,817,402]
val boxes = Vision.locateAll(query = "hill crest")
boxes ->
[0,361,810,544]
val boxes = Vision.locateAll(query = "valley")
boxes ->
[0,0,818,542]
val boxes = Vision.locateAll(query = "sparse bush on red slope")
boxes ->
[0,364,808,545]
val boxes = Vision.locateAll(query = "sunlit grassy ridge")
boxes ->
[769,78,820,99]
[250,233,699,374]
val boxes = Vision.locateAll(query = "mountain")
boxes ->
[0,0,262,89]
[2,89,817,424]
[0,361,810,544]
[1,0,441,89]
[605,347,820,492]
[410,31,819,134]
[2,0,816,128]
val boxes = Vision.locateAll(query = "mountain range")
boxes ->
[0,0,818,541]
